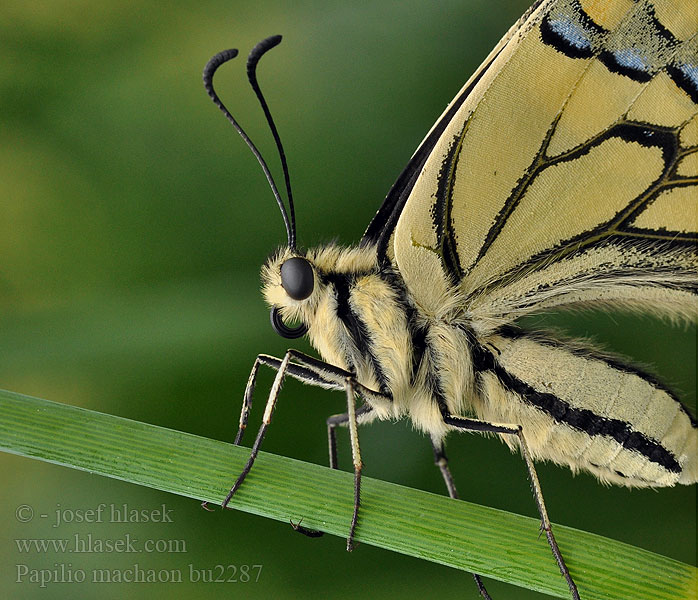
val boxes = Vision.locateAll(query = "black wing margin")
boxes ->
[359,1,547,266]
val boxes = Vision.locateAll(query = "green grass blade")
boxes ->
[0,388,695,599]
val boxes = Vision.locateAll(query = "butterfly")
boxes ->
[203,1,697,598]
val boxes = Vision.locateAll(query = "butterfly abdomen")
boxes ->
[474,328,697,488]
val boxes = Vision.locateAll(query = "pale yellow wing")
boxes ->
[386,0,697,329]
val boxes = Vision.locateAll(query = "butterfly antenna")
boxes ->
[203,46,295,249]
[246,35,297,250]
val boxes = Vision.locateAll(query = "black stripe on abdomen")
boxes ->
[470,342,682,474]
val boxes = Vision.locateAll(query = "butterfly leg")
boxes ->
[431,440,493,600]
[440,414,580,600]
[232,357,263,445]
[233,353,340,448]
[220,350,391,546]
[342,377,364,551]
[431,440,460,499]
[288,403,375,539]
[327,403,374,470]
[327,411,344,471]
[201,357,269,511]
[221,351,294,509]
[231,351,386,447]
[201,356,276,511]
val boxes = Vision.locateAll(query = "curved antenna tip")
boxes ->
[248,35,283,65]
[202,48,239,84]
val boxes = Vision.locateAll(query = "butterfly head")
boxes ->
[261,248,320,339]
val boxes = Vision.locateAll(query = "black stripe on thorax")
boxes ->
[467,327,683,474]
[322,271,391,395]
[376,267,426,385]
[378,268,451,415]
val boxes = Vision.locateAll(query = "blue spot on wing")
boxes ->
[548,16,594,52]
[540,5,605,60]
[678,62,698,88]
[612,48,652,73]
[667,60,699,103]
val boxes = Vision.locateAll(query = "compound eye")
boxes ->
[280,257,314,300]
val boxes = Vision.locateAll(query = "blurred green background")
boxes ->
[1,0,696,598]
